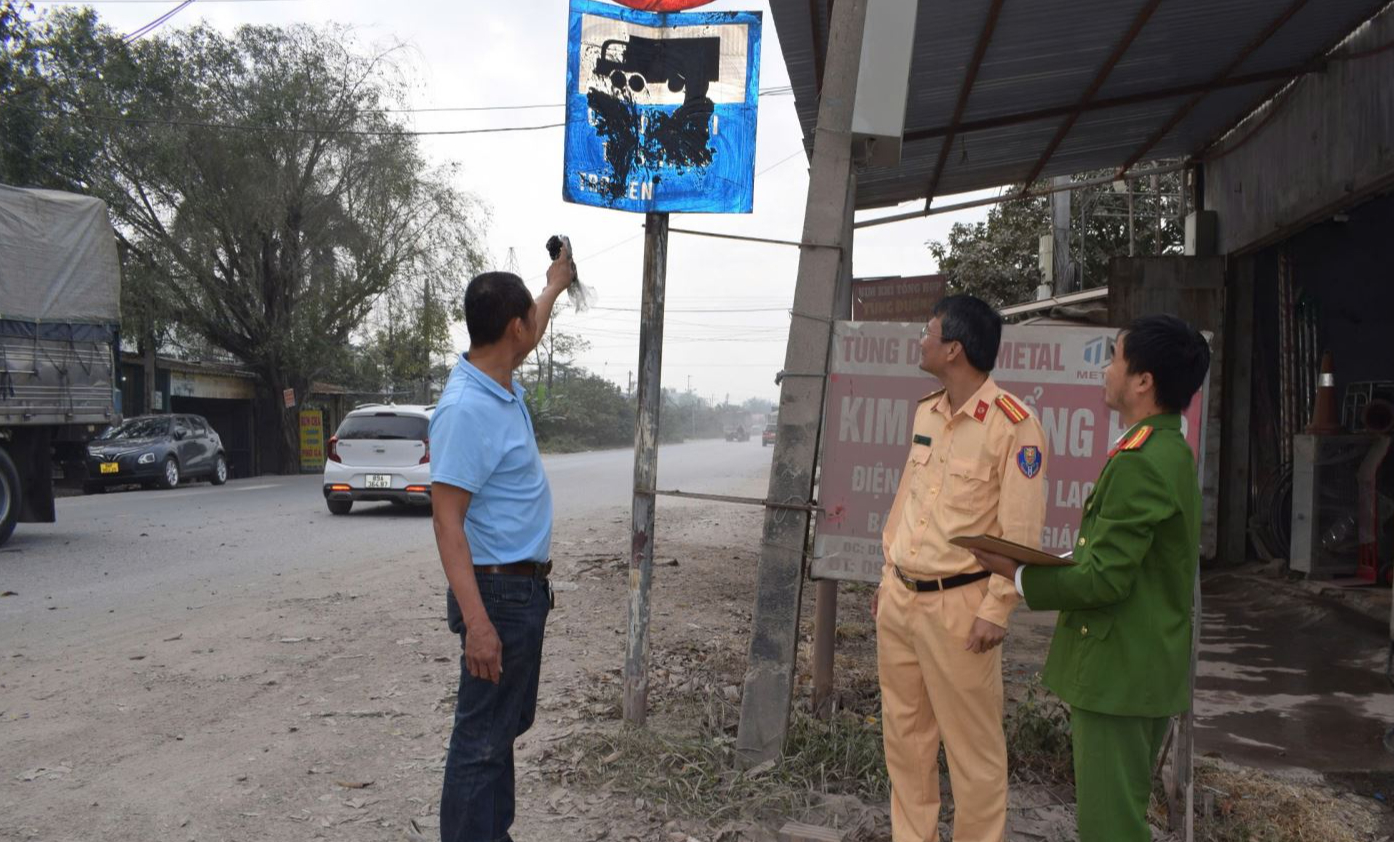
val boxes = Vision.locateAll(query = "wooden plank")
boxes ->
[1219,257,1256,565]
[623,212,669,725]
[778,821,845,842]
[735,0,866,763]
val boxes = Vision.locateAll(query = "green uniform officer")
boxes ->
[972,315,1211,842]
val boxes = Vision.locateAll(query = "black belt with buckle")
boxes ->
[475,560,552,579]
[894,566,990,593]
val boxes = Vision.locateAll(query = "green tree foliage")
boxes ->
[528,371,635,451]
[2,9,485,471]
[928,169,1185,308]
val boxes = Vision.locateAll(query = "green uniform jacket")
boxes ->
[1020,413,1200,718]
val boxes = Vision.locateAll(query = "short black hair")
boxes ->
[932,294,1002,372]
[1120,315,1211,413]
[464,272,534,347]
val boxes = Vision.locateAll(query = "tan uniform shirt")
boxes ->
[882,376,1048,628]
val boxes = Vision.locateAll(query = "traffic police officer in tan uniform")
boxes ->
[973,315,1211,842]
[875,294,1048,842]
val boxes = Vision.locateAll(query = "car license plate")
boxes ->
[365,474,391,489]
[100,462,119,474]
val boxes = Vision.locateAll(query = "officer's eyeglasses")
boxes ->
[920,326,944,341]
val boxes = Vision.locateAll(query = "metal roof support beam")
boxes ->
[1195,8,1392,160]
[1117,0,1311,177]
[901,60,1327,146]
[923,0,1005,211]
[809,0,827,93]
[855,161,1187,230]
[1018,0,1164,194]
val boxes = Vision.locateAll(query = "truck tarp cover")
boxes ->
[0,184,120,323]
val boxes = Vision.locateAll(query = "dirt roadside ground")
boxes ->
[2,493,801,841]
[4,492,1391,841]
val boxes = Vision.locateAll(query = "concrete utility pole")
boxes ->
[623,212,669,725]
[735,0,867,762]
[811,171,858,720]
[1050,175,1074,292]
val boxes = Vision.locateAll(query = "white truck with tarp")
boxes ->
[0,184,122,546]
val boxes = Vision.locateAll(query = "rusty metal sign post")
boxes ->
[561,1,763,727]
[623,212,669,724]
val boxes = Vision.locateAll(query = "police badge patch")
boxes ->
[1017,446,1042,479]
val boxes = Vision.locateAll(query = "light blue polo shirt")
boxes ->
[429,354,552,565]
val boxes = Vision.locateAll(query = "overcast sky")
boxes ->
[44,0,998,405]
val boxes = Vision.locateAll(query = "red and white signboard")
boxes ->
[851,274,946,323]
[812,321,1210,583]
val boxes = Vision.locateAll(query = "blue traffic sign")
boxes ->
[563,0,762,214]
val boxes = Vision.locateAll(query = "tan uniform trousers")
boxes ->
[877,572,1006,842]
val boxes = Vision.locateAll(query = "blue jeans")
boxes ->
[440,575,550,842]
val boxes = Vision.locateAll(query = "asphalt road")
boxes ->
[0,438,772,646]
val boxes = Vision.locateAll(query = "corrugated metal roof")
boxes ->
[770,0,1392,210]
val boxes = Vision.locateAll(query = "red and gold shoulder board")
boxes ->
[1109,425,1155,458]
[995,394,1030,424]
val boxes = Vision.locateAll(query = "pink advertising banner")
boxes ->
[812,321,1209,583]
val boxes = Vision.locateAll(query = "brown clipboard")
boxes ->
[949,534,1075,566]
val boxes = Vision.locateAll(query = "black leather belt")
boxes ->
[475,561,552,579]
[894,566,990,593]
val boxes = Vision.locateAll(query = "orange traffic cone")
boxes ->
[1306,350,1342,434]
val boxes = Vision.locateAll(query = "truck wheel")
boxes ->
[210,455,228,486]
[158,457,180,490]
[327,499,352,515]
[0,448,18,547]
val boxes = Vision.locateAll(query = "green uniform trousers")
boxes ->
[1071,707,1171,842]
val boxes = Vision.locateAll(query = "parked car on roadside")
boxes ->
[84,414,228,493]
[322,404,434,515]
[762,423,777,447]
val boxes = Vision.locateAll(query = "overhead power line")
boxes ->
[35,89,799,139]
[523,147,809,282]
[299,87,793,115]
[59,110,566,137]
[122,0,193,41]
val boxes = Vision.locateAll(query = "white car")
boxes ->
[322,404,434,515]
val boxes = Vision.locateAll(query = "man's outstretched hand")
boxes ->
[545,239,575,294]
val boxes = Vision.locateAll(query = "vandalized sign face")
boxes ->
[812,322,1209,583]
[563,0,762,214]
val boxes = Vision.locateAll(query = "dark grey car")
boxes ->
[84,414,228,493]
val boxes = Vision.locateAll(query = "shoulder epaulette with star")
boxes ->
[995,394,1030,424]
[1109,425,1154,458]
[919,388,946,404]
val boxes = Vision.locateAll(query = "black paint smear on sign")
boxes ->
[647,99,714,170]
[585,89,715,203]
[587,88,646,201]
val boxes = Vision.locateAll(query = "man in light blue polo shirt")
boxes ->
[430,250,573,842]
